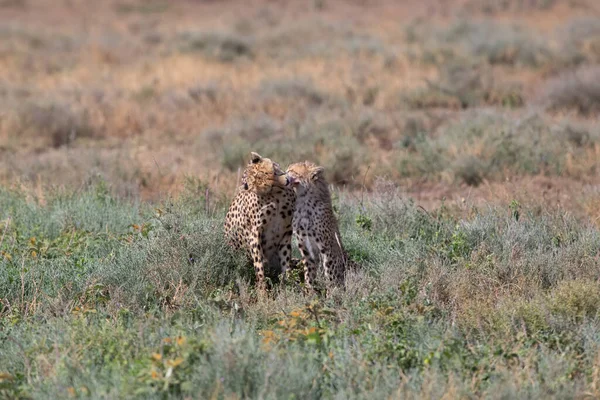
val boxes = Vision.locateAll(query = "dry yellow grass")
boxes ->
[1,0,599,214]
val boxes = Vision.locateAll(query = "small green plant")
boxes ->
[453,156,486,186]
[356,213,373,231]
[179,31,253,62]
[260,301,336,350]
[539,65,600,116]
[0,371,23,399]
[509,199,521,221]
[137,335,207,396]
[448,225,471,262]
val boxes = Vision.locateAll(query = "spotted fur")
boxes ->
[224,152,295,288]
[286,161,351,289]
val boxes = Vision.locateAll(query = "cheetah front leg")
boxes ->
[315,236,344,286]
[250,227,266,290]
[278,227,293,281]
[296,232,317,291]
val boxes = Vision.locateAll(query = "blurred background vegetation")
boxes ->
[0,0,598,215]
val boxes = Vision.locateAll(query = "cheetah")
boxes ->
[224,152,296,288]
[286,161,351,289]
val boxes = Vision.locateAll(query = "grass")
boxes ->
[461,0,558,14]
[178,31,253,63]
[1,1,600,396]
[401,61,525,109]
[539,65,600,115]
[1,2,598,200]
[406,19,554,68]
[2,182,600,398]
[557,17,600,65]
[393,110,600,185]
[206,111,370,186]
[3,100,98,149]
[205,107,600,189]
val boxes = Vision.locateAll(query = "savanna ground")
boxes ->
[2,0,600,398]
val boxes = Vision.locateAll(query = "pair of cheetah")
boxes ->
[224,152,351,291]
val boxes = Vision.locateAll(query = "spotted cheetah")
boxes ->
[224,152,296,288]
[286,161,351,289]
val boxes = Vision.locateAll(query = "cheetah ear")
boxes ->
[250,152,262,164]
[310,166,325,181]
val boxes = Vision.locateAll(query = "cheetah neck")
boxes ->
[298,181,330,205]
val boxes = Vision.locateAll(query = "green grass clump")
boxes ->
[2,99,98,150]
[402,61,525,109]
[257,78,329,107]
[2,183,600,398]
[178,31,253,62]
[407,20,553,68]
[557,17,600,65]
[539,65,600,115]
[206,111,369,186]
[394,111,600,185]
[463,0,556,14]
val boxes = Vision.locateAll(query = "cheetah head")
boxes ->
[243,152,293,194]
[285,161,325,195]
